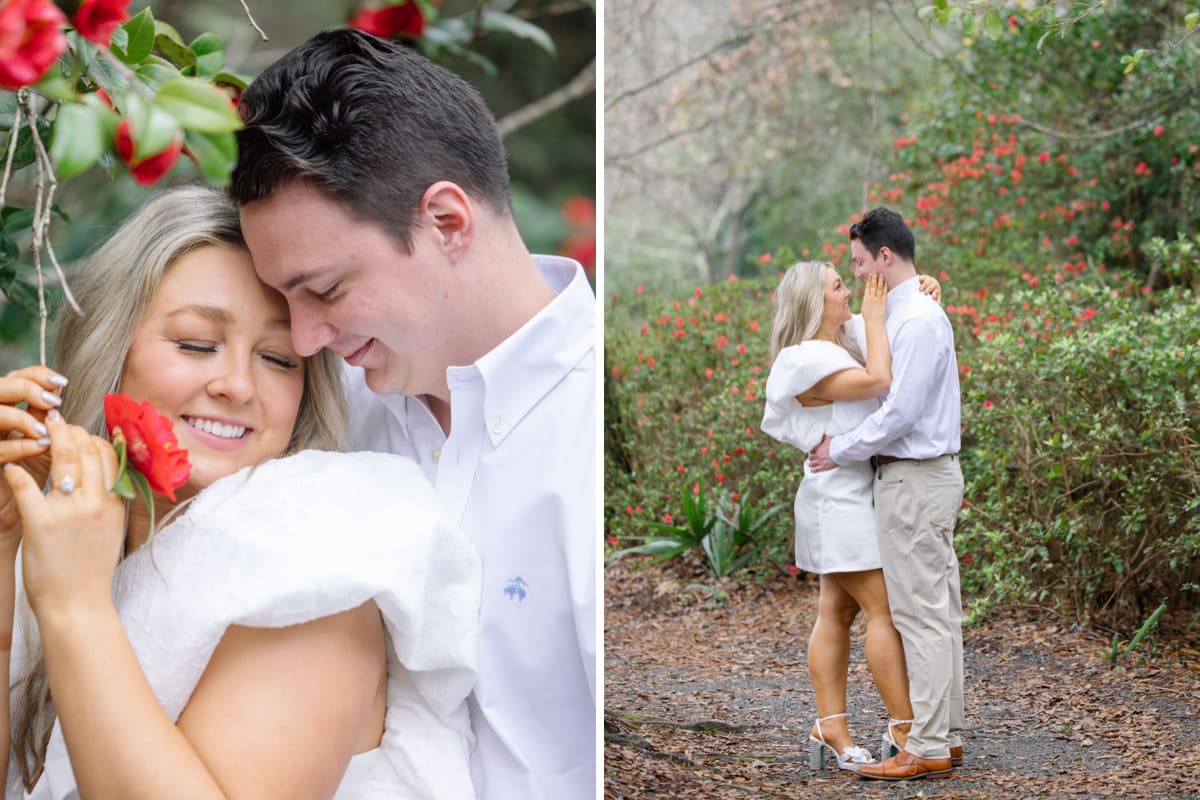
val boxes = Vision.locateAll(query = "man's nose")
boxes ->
[289,303,337,357]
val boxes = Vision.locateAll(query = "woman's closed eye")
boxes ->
[177,341,217,354]
[260,351,299,370]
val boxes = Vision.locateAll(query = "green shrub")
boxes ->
[953,280,1200,627]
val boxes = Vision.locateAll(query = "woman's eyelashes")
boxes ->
[261,352,299,370]
[177,341,217,354]
[175,340,298,370]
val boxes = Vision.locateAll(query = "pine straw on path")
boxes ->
[604,560,1200,799]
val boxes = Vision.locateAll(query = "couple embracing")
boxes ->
[762,208,965,781]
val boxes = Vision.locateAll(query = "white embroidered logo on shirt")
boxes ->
[503,576,528,602]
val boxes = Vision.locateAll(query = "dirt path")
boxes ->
[604,561,1200,799]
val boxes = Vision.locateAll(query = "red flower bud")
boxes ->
[0,0,68,90]
[348,2,425,39]
[72,0,130,46]
[115,119,183,186]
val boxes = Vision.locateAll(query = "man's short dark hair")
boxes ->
[230,28,512,252]
[848,207,916,262]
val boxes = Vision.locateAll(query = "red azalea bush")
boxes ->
[103,393,190,501]
[605,272,800,576]
[0,0,68,89]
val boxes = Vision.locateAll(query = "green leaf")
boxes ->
[1186,12,1198,32]
[182,129,236,183]
[155,77,242,133]
[479,11,556,55]
[154,22,197,70]
[49,103,104,181]
[211,71,249,90]
[110,27,128,53]
[0,206,35,233]
[982,10,1003,40]
[135,106,181,160]
[111,471,136,499]
[190,33,226,76]
[135,62,180,93]
[114,8,157,64]
[34,73,77,102]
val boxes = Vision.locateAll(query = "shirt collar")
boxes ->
[886,275,921,310]
[447,255,595,446]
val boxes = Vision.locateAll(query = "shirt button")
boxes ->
[491,421,505,435]
[431,447,442,463]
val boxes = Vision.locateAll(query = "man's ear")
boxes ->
[420,181,474,256]
[877,246,893,268]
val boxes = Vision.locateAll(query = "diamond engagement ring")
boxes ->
[58,475,77,494]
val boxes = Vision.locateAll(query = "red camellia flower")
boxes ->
[0,0,68,90]
[348,2,425,38]
[72,0,130,46]
[104,394,190,501]
[115,118,183,186]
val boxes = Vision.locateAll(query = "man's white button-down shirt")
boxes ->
[831,275,961,463]
[343,256,597,800]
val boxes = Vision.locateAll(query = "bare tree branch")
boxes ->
[238,0,269,41]
[496,59,595,139]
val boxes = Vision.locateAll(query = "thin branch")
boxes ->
[237,0,268,41]
[0,97,22,207]
[45,237,83,316]
[496,59,595,138]
[20,94,50,366]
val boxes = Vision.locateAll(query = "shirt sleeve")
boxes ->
[830,315,949,464]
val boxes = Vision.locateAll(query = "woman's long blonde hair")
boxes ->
[11,186,349,789]
[768,261,864,364]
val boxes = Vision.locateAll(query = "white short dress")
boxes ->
[761,322,883,575]
[7,450,481,800]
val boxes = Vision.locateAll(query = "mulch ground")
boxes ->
[604,559,1200,799]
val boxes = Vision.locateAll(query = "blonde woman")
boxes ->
[761,263,940,772]
[0,187,480,799]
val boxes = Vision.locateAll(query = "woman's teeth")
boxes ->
[183,417,246,439]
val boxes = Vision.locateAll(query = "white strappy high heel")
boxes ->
[881,717,913,760]
[808,713,876,771]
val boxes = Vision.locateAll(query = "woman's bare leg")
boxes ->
[831,569,913,750]
[807,574,860,752]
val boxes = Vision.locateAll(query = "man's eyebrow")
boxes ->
[279,268,332,293]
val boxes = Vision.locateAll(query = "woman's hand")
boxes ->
[918,273,942,303]
[860,273,888,325]
[3,412,124,622]
[0,367,66,553]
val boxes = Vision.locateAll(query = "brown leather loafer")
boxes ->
[855,750,953,781]
[950,745,963,767]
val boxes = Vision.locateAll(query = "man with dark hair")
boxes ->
[230,29,596,800]
[808,207,965,780]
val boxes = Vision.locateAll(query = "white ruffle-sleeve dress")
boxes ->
[7,450,481,800]
[761,318,883,574]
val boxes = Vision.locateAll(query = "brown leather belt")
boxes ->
[871,454,957,468]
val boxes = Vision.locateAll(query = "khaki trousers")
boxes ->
[873,454,964,759]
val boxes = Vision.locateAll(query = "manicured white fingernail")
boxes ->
[46,409,62,422]
[41,391,63,407]
[33,421,48,437]
[35,437,51,447]
[47,373,69,387]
